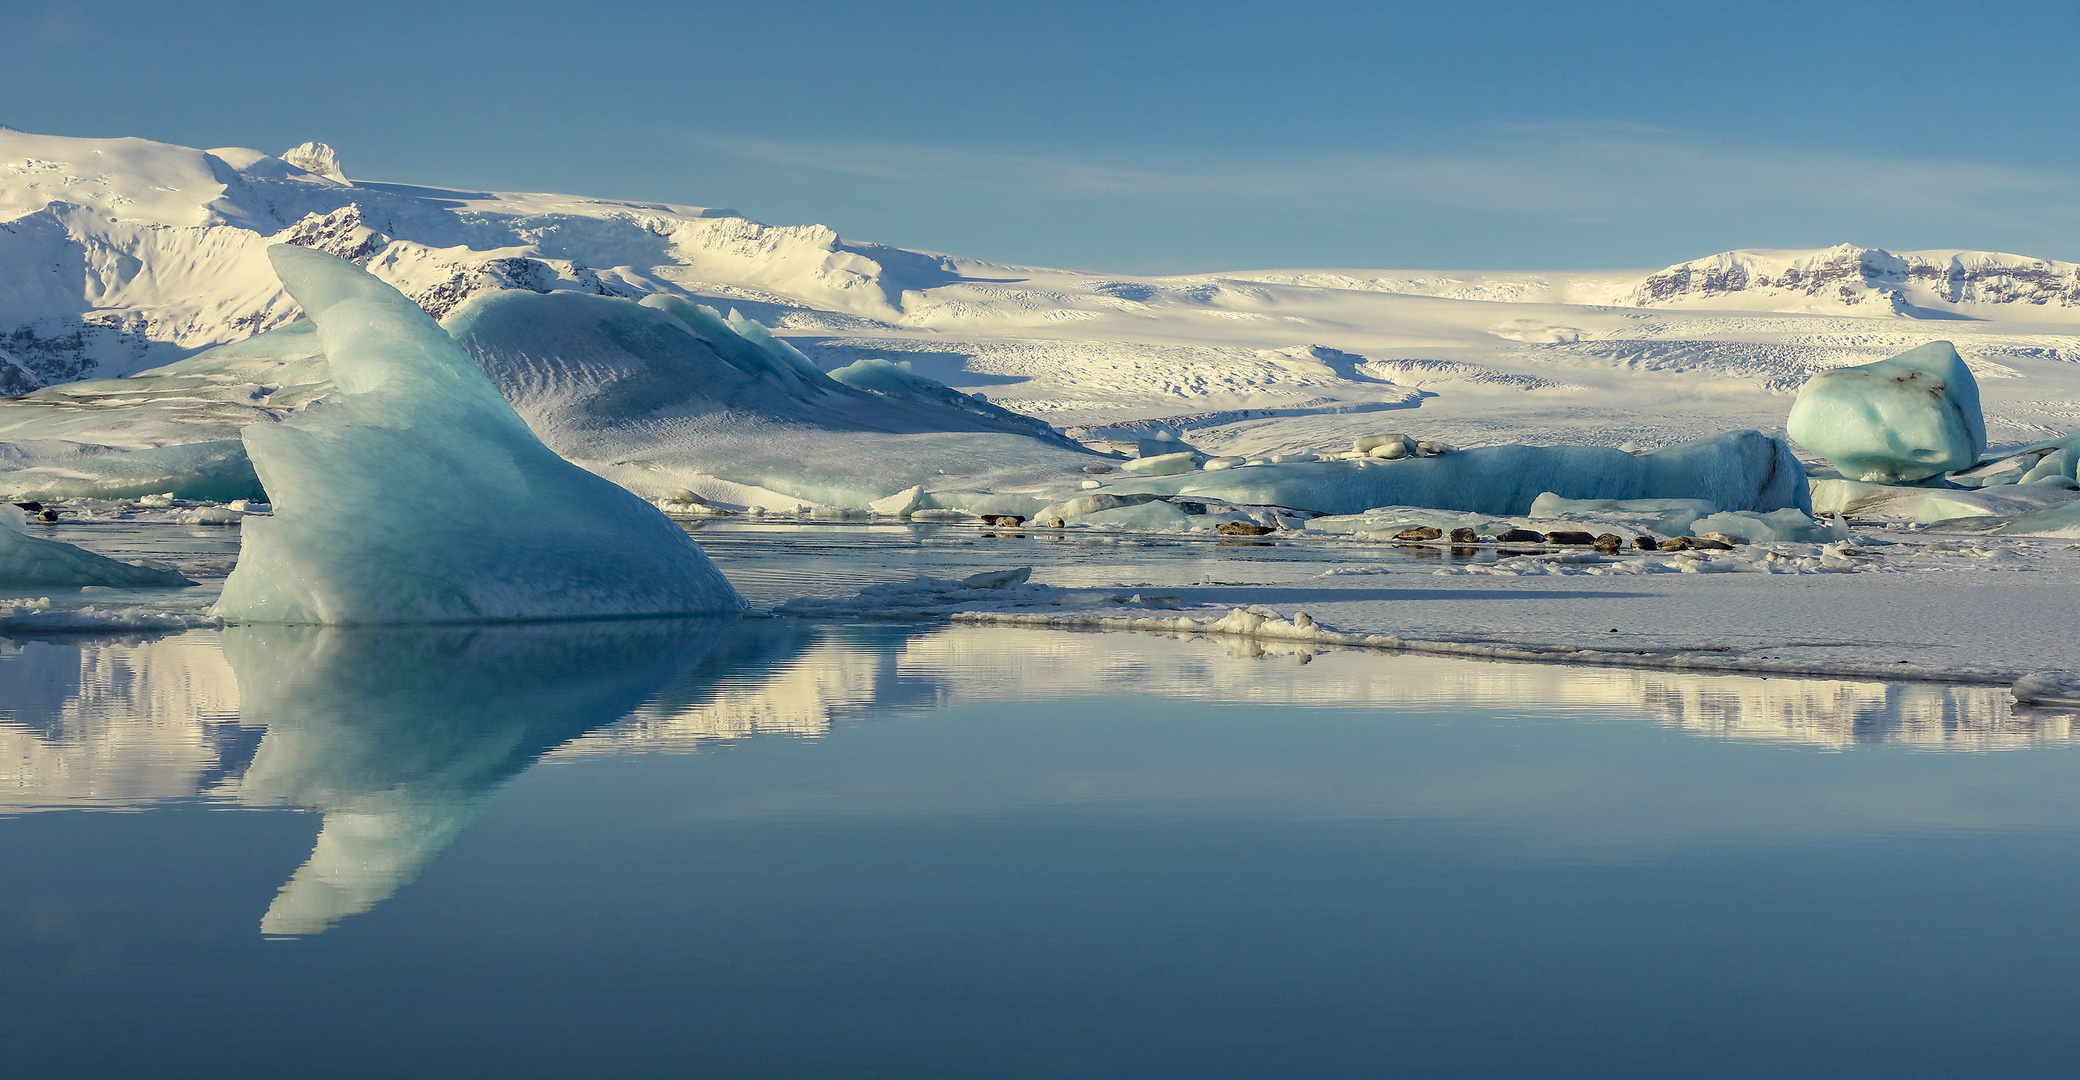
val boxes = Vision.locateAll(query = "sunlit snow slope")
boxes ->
[7,126,2080,461]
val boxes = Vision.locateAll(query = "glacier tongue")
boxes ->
[214,246,743,625]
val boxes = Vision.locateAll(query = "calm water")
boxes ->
[4,617,2079,1079]
[13,516,1494,615]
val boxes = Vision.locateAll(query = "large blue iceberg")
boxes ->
[213,246,744,624]
[1786,341,1984,483]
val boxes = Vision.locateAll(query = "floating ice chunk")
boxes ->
[1080,500,1193,530]
[0,504,194,587]
[1526,493,1717,535]
[1688,508,1846,543]
[214,247,744,624]
[1997,496,2080,537]
[776,566,1064,618]
[1915,485,2080,525]
[1786,341,1985,482]
[1808,478,1935,518]
[2020,450,2071,485]
[1120,451,1197,477]
[2013,671,2080,707]
[869,484,924,516]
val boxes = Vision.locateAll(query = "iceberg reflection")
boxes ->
[220,619,745,936]
[6,621,2080,935]
[552,625,2075,755]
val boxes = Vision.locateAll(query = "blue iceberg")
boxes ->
[214,247,744,624]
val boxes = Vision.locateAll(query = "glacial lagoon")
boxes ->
[6,534,2080,1079]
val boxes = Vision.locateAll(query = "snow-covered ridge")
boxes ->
[8,126,2080,400]
[0,128,956,388]
[1625,245,2080,317]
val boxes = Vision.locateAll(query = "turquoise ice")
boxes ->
[1786,342,1985,483]
[214,246,744,624]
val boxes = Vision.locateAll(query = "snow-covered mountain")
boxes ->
[8,126,2080,466]
[0,127,954,390]
[1624,246,2080,317]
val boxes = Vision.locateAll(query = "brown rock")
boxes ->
[1633,535,1657,550]
[1448,527,1478,543]
[981,514,1027,527]
[1593,533,1624,552]
[1216,521,1276,536]
[1496,528,1545,543]
[1544,530,1596,545]
[1660,536,1737,552]
[1394,526,1444,541]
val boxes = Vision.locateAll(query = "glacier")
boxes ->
[1786,341,1985,483]
[214,246,744,624]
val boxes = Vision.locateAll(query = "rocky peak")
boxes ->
[281,141,346,183]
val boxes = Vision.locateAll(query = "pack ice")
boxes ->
[0,503,193,588]
[1787,341,1985,483]
[213,247,744,624]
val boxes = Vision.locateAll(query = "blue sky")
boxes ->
[6,0,2077,272]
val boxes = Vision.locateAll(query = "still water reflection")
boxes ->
[5,621,2080,1078]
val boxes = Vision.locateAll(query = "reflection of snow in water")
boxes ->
[2,621,2074,935]
[4,624,2071,822]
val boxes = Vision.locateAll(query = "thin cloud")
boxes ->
[706,123,2080,242]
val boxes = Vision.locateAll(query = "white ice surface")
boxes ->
[214,247,744,624]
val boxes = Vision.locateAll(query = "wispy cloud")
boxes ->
[707,123,2080,240]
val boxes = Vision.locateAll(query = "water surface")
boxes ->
[4,621,2078,1078]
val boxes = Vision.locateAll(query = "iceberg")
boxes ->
[444,289,1097,511]
[1100,430,1807,517]
[1786,341,1985,483]
[214,246,744,624]
[1915,485,2080,525]
[0,504,194,587]
[0,440,264,503]
[1687,508,1846,544]
[1526,493,1718,536]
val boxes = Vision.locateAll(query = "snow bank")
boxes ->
[1787,341,1985,483]
[214,247,744,624]
[1100,430,1808,517]
[0,504,194,588]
